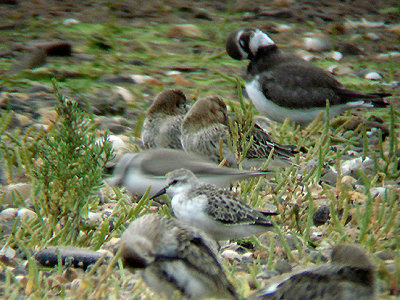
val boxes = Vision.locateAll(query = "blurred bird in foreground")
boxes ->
[120,214,238,299]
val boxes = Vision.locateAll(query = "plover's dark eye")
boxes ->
[171,179,178,185]
[239,38,246,49]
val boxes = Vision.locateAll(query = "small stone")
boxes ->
[313,206,330,226]
[364,72,382,80]
[388,24,400,35]
[172,74,194,87]
[38,108,58,125]
[275,260,292,274]
[86,212,102,226]
[370,187,387,198]
[17,208,36,220]
[130,74,162,85]
[2,183,32,205]
[327,64,354,76]
[375,249,395,261]
[328,51,343,61]
[376,52,400,61]
[256,270,279,280]
[167,24,204,39]
[0,208,18,220]
[341,175,357,185]
[303,37,333,52]
[336,41,364,55]
[113,87,135,105]
[15,113,32,127]
[63,18,80,26]
[365,33,380,41]
[275,24,292,32]
[221,249,241,262]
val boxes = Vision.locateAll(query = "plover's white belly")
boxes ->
[246,78,366,126]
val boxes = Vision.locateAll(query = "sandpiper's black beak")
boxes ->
[149,187,167,200]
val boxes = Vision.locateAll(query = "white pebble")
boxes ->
[17,208,37,220]
[365,72,382,80]
[0,208,18,220]
[329,51,343,61]
[304,37,332,52]
[63,18,80,26]
[221,249,241,262]
[365,33,380,41]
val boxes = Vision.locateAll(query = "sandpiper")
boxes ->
[106,148,272,198]
[226,28,391,126]
[120,214,238,299]
[181,96,296,169]
[252,244,376,299]
[141,89,188,149]
[151,168,276,241]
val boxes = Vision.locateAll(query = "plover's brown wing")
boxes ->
[258,63,348,109]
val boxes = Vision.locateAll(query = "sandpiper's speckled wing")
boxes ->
[157,217,238,299]
[245,123,297,160]
[259,264,374,300]
[192,184,274,226]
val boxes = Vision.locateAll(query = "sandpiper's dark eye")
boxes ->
[170,179,178,185]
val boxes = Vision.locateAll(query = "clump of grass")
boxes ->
[28,81,114,244]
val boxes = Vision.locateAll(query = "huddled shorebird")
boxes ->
[106,148,272,198]
[151,168,276,241]
[120,214,238,299]
[181,96,296,169]
[251,244,376,300]
[141,89,188,149]
[226,27,391,126]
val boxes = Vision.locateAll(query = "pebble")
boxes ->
[0,207,18,220]
[113,86,135,105]
[365,32,380,41]
[221,249,242,262]
[328,51,343,61]
[303,36,333,52]
[275,260,292,274]
[256,270,279,280]
[364,72,382,80]
[17,208,36,220]
[167,24,204,39]
[327,64,354,76]
[130,74,162,85]
[376,51,400,61]
[275,24,292,32]
[313,205,330,226]
[63,18,80,26]
[370,187,387,198]
[2,183,32,205]
[375,249,395,261]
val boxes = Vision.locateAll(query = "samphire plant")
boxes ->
[28,81,114,244]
